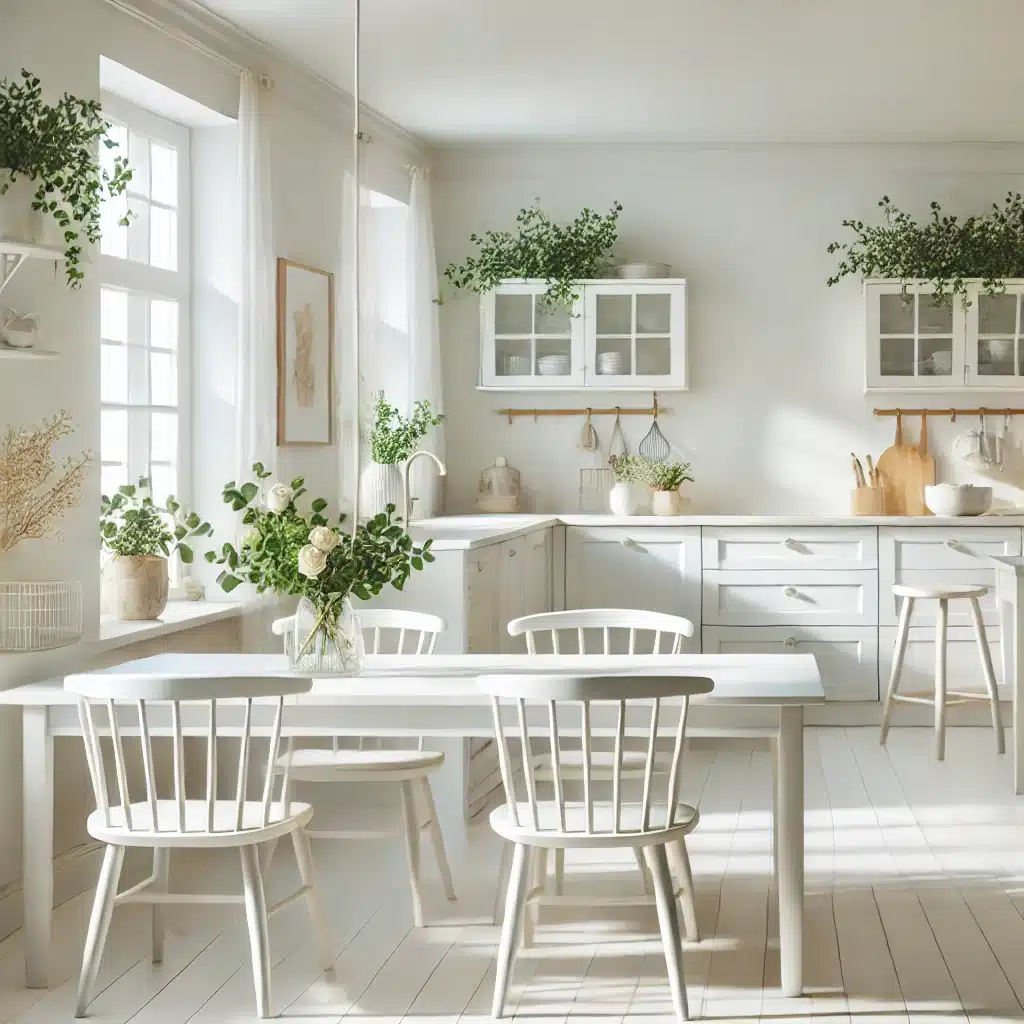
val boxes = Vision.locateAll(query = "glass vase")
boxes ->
[289,596,365,675]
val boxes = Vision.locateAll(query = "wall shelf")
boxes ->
[0,345,58,361]
[0,241,64,298]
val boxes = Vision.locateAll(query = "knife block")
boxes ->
[851,487,884,516]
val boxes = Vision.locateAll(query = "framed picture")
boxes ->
[276,258,334,445]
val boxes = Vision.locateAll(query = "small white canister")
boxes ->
[1,309,40,349]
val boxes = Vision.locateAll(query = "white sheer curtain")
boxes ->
[236,70,277,482]
[406,169,446,518]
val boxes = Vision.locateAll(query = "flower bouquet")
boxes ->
[208,463,435,674]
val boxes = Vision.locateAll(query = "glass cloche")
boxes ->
[477,456,521,513]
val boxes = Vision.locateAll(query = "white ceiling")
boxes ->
[197,0,1024,143]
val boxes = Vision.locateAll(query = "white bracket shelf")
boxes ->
[0,241,64,298]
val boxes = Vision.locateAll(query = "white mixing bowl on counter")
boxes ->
[925,483,993,516]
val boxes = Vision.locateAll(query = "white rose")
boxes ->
[266,483,293,513]
[242,528,259,548]
[309,526,340,553]
[297,543,328,578]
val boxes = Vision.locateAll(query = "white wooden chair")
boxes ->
[65,667,331,1020]
[482,671,713,1022]
[268,608,456,926]
[498,608,700,941]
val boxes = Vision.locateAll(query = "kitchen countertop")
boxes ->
[410,512,1024,549]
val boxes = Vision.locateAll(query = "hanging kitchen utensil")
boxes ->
[580,408,599,453]
[904,412,935,516]
[996,414,1010,472]
[638,392,670,462]
[608,408,628,464]
[876,410,919,515]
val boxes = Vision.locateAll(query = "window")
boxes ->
[99,96,190,506]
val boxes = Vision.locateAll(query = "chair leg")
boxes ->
[633,846,652,894]
[666,840,699,942]
[493,841,512,926]
[290,828,335,974]
[880,595,914,745]
[75,844,125,1018]
[935,598,949,761]
[258,838,280,878]
[522,848,547,949]
[400,780,425,927]
[553,848,565,895]
[419,777,457,902]
[970,596,1006,754]
[239,845,272,1020]
[151,847,170,964]
[492,843,530,1020]
[645,844,690,1023]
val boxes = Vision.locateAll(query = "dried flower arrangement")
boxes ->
[0,411,91,554]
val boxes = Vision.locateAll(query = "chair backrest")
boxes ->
[65,669,312,837]
[480,672,713,838]
[508,609,695,656]
[272,609,444,656]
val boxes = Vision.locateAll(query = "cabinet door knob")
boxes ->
[783,636,798,648]
[946,538,963,551]
[783,586,797,598]
[782,538,799,550]
[508,548,517,557]
[621,537,645,552]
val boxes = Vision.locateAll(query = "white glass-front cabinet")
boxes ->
[865,279,1024,391]
[479,279,687,390]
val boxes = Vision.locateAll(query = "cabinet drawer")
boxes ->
[880,526,1021,572]
[880,625,1008,701]
[702,570,878,626]
[702,527,877,571]
[702,625,878,701]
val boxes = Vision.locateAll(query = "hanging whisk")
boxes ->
[638,392,670,462]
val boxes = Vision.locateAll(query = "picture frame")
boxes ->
[276,258,334,446]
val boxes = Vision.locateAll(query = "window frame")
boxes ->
[98,93,192,509]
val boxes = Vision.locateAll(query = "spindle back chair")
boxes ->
[65,668,331,1019]
[480,671,713,1022]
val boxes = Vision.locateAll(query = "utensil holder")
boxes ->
[851,487,884,516]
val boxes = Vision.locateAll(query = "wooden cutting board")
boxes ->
[908,413,937,515]
[876,412,923,515]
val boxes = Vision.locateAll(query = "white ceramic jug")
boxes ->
[1,309,40,349]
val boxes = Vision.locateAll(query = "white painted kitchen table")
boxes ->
[1,651,822,997]
[992,555,1024,794]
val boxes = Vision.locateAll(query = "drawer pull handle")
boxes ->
[784,586,798,598]
[782,538,799,551]
[783,636,798,648]
[621,538,646,553]
[946,539,962,550]
[508,548,517,557]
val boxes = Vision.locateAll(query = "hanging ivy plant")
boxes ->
[444,199,623,308]
[0,68,132,287]
[827,193,1024,307]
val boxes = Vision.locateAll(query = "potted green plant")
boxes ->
[360,392,444,519]
[209,462,435,674]
[648,461,693,516]
[444,199,623,309]
[609,455,653,516]
[0,69,132,286]
[827,193,1024,307]
[100,480,212,621]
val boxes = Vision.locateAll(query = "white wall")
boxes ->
[0,0,421,915]
[432,143,1024,514]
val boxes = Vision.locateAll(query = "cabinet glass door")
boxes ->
[866,283,964,389]
[967,285,1024,388]
[481,283,583,387]
[584,282,687,389]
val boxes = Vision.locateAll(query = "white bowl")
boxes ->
[925,483,993,517]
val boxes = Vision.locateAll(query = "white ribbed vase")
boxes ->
[359,461,404,519]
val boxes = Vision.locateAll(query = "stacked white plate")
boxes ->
[597,351,627,375]
[537,354,570,376]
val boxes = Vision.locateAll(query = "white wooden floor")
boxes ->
[4,727,1024,1024]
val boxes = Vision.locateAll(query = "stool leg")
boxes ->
[969,596,1006,755]
[880,596,914,745]
[935,598,948,761]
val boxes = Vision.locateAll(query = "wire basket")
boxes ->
[0,581,83,652]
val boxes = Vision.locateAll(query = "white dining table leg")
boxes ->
[23,705,54,989]
[1000,577,1024,795]
[777,704,804,998]
[427,737,469,859]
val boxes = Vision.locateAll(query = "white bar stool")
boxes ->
[879,583,1005,760]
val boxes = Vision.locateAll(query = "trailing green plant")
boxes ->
[827,193,1024,307]
[369,392,445,464]
[611,454,652,484]
[101,478,211,563]
[444,199,623,308]
[207,462,434,603]
[0,69,132,287]
[647,461,693,492]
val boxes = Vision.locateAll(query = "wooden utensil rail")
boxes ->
[875,407,1024,420]
[497,391,668,424]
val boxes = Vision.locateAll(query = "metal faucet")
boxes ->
[403,450,446,523]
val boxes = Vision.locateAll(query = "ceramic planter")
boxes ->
[112,555,169,621]
[0,175,48,244]
[609,481,650,516]
[359,461,404,519]
[652,489,682,516]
